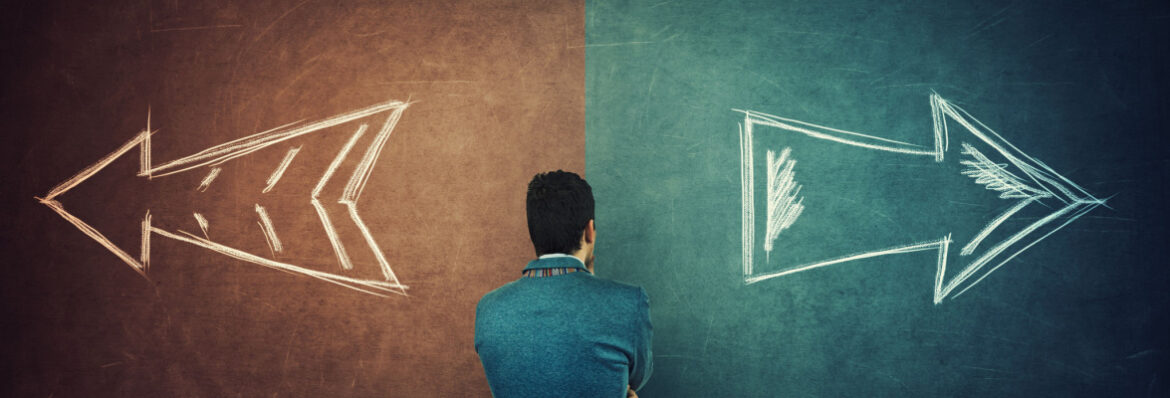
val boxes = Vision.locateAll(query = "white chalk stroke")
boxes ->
[764,148,804,260]
[193,212,210,239]
[263,146,302,193]
[36,100,411,297]
[197,167,221,192]
[738,93,1105,304]
[255,203,283,256]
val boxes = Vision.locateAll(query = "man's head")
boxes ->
[526,170,595,268]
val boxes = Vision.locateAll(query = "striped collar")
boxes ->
[521,254,589,277]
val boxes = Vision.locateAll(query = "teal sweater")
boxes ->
[475,257,653,397]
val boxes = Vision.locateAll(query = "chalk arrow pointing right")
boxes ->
[738,93,1107,304]
[36,100,411,297]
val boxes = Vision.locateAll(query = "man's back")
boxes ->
[475,257,652,398]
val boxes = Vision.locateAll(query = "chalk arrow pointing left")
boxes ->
[36,100,410,297]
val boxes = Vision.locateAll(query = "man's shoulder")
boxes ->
[581,274,645,297]
[477,279,523,307]
[573,275,650,315]
[477,273,646,308]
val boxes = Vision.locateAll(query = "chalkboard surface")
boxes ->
[586,0,1168,396]
[2,1,582,396]
[4,1,1168,396]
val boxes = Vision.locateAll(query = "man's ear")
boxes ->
[584,219,596,244]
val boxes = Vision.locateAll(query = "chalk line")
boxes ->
[141,101,405,178]
[37,198,147,277]
[151,227,407,297]
[746,238,950,285]
[45,130,149,201]
[764,148,804,260]
[193,212,210,239]
[255,204,282,255]
[141,211,152,272]
[262,146,302,193]
[336,105,407,289]
[197,167,222,192]
[312,124,368,271]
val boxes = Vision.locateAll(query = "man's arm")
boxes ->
[628,287,653,390]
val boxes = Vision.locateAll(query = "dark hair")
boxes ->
[526,170,594,256]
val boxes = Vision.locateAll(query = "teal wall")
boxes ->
[586,1,1169,396]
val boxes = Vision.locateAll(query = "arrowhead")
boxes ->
[930,94,1106,303]
[36,130,153,276]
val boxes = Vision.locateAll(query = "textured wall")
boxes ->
[2,1,583,396]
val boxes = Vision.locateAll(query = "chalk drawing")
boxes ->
[263,146,302,193]
[193,212,210,239]
[739,93,1105,304]
[341,106,405,282]
[959,143,1049,200]
[255,204,283,256]
[35,100,412,297]
[958,143,1049,256]
[197,167,221,192]
[141,210,152,272]
[312,124,367,271]
[152,227,406,297]
[764,148,804,261]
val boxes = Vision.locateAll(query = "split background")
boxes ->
[1,0,1167,396]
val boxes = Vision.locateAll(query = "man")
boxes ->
[475,170,653,398]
